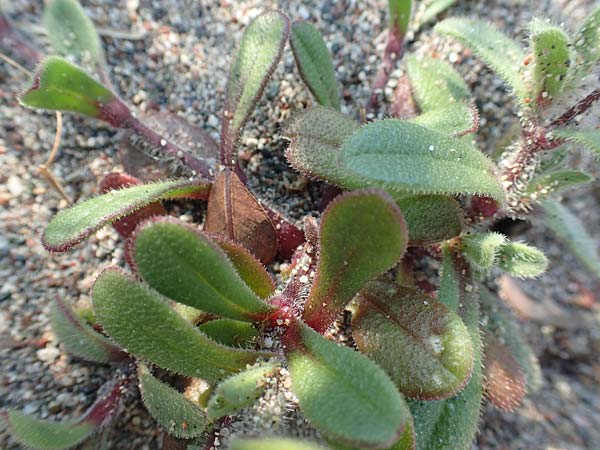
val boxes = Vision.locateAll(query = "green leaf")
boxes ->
[302,190,408,333]
[497,241,548,278]
[538,148,569,173]
[20,56,115,118]
[92,268,270,381]
[44,0,104,66]
[290,21,339,109]
[551,128,600,157]
[339,120,503,200]
[526,170,593,197]
[461,232,507,273]
[409,104,478,136]
[288,322,410,449]
[43,179,210,252]
[212,235,276,299]
[479,288,542,393]
[207,361,278,420]
[389,0,413,36]
[353,283,474,400]
[409,246,483,450]
[229,438,328,450]
[222,11,290,149]
[405,55,470,112]
[396,195,463,246]
[329,417,416,450]
[198,319,259,348]
[50,297,122,363]
[530,19,571,99]
[574,7,600,74]
[418,0,457,27]
[132,218,274,322]
[138,365,207,438]
[541,198,600,279]
[435,18,526,99]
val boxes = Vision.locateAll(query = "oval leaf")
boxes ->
[409,104,478,137]
[290,21,340,109]
[138,365,207,439]
[43,179,210,252]
[339,120,503,200]
[303,190,408,333]
[92,268,270,381]
[131,218,274,322]
[353,283,474,400]
[287,322,410,449]
[526,170,593,198]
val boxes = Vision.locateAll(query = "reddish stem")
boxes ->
[550,88,600,128]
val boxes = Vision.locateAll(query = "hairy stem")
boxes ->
[550,88,600,127]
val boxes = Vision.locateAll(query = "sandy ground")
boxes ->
[1,0,599,449]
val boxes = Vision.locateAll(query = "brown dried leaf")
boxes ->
[205,168,277,264]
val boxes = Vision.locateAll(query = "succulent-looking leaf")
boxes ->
[339,120,503,200]
[482,334,526,411]
[198,319,259,348]
[211,235,276,299]
[396,195,463,246]
[50,297,123,364]
[205,168,278,264]
[435,18,527,99]
[388,0,412,36]
[229,438,328,450]
[461,232,507,273]
[138,365,206,439]
[221,11,291,154]
[132,218,274,322]
[20,56,117,119]
[530,19,571,100]
[551,128,600,157]
[405,55,470,112]
[303,190,408,333]
[497,241,548,278]
[410,104,478,136]
[43,179,210,252]
[541,198,600,279]
[92,269,270,381]
[290,21,339,109]
[329,416,416,450]
[574,7,600,73]
[353,283,474,400]
[526,170,593,197]
[287,321,410,449]
[207,361,278,420]
[479,288,542,392]
[2,379,124,450]
[44,0,104,66]
[409,246,483,450]
[418,0,457,27]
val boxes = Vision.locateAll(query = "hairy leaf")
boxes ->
[410,104,478,136]
[290,21,339,108]
[329,417,416,450]
[44,0,104,66]
[497,242,548,278]
[574,7,600,74]
[526,170,593,197]
[2,379,124,450]
[51,297,123,364]
[198,319,259,348]
[461,232,507,273]
[419,0,457,27]
[92,269,269,381]
[20,56,116,118]
[205,169,277,264]
[138,366,206,438]
[388,0,413,36]
[303,190,408,333]
[229,438,328,450]
[530,19,571,100]
[222,11,291,153]
[435,18,526,98]
[339,120,503,199]
[405,55,470,112]
[551,128,600,157]
[43,179,210,252]
[132,218,274,322]
[207,361,278,420]
[353,283,474,400]
[288,322,410,449]
[541,198,600,279]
